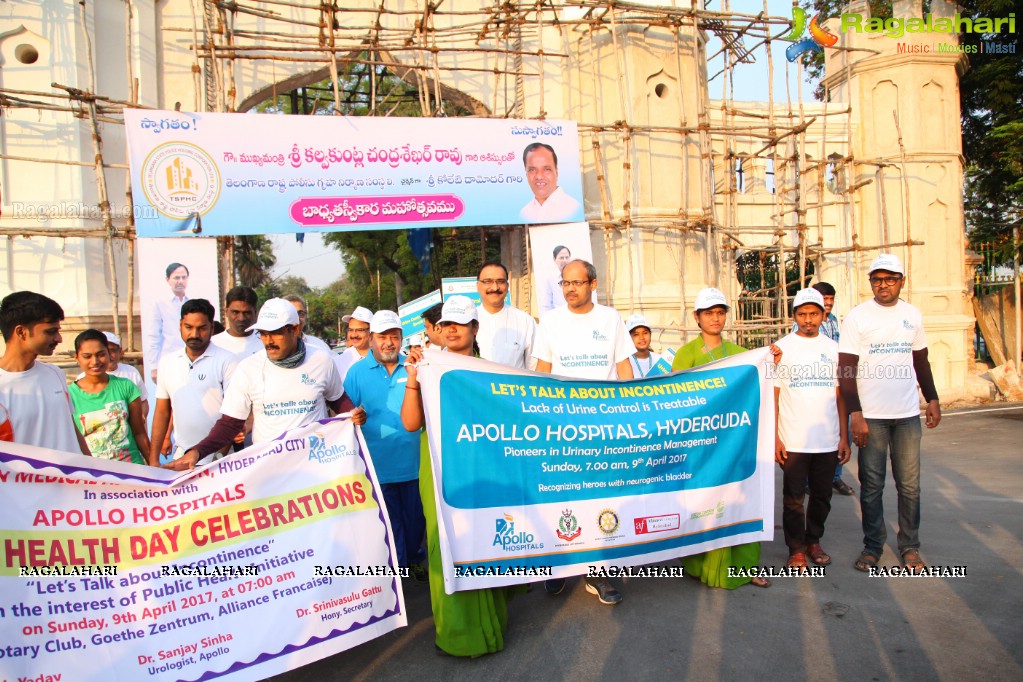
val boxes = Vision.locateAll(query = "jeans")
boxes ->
[782,451,838,553]
[857,416,922,556]
[381,480,427,567]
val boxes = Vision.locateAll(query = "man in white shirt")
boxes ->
[533,259,634,605]
[168,298,362,470]
[518,143,581,223]
[625,314,662,378]
[211,286,263,359]
[0,291,89,454]
[284,294,333,354]
[145,262,190,382]
[335,306,373,383]
[839,254,941,574]
[150,298,237,464]
[539,245,571,315]
[774,288,850,570]
[475,261,536,369]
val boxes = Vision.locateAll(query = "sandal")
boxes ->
[901,549,926,573]
[787,552,809,569]
[854,550,879,572]
[750,575,771,588]
[807,544,832,566]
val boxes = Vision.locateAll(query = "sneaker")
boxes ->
[832,479,855,496]
[544,578,566,595]
[584,578,622,605]
[409,563,428,583]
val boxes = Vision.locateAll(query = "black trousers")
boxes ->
[782,451,838,553]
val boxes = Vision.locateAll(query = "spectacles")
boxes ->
[560,279,592,288]
[348,327,369,334]
[478,279,509,286]
[869,275,903,286]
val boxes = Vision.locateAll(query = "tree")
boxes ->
[233,235,276,287]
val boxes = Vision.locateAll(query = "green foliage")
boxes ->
[735,250,815,297]
[233,235,276,288]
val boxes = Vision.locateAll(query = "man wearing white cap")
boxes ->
[76,331,149,419]
[774,288,850,570]
[335,306,373,383]
[150,299,237,464]
[533,259,634,605]
[475,261,536,369]
[167,298,361,470]
[625,314,662,378]
[839,254,940,574]
[344,310,426,578]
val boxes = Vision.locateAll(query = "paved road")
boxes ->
[275,405,1023,681]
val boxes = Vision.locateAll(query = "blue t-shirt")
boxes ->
[343,353,420,484]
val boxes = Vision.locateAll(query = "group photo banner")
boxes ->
[124,110,585,236]
[416,349,775,593]
[0,417,405,682]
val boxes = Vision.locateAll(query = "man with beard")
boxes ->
[168,298,362,470]
[0,291,90,454]
[475,261,536,369]
[344,310,426,579]
[211,286,263,359]
[150,299,238,464]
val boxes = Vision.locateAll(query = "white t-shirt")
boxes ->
[774,332,840,452]
[519,186,581,223]
[477,305,537,369]
[839,299,926,419]
[220,348,344,445]
[629,351,663,378]
[156,345,238,450]
[533,303,636,380]
[334,346,369,384]
[76,363,148,402]
[211,330,264,360]
[0,361,81,452]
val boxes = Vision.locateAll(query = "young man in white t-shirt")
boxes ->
[533,259,635,606]
[211,286,264,359]
[839,254,941,574]
[475,261,537,369]
[0,291,89,454]
[774,288,850,569]
[625,313,662,378]
[167,298,364,470]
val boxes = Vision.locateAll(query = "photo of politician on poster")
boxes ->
[528,222,594,316]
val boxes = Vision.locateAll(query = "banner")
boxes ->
[397,289,442,340]
[124,111,585,236]
[417,349,774,592]
[0,418,405,681]
[440,277,511,309]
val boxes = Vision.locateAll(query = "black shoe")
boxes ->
[544,578,566,595]
[832,479,855,496]
[584,578,622,605]
[409,563,428,583]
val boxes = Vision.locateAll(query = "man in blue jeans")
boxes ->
[838,254,941,573]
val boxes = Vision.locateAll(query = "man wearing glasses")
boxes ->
[838,254,941,574]
[336,306,373,383]
[167,298,362,470]
[475,261,537,369]
[533,259,635,605]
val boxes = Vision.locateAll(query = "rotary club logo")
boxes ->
[597,509,620,536]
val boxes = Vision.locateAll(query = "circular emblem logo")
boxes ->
[597,509,620,536]
[141,142,221,219]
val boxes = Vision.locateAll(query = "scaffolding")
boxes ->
[0,0,928,352]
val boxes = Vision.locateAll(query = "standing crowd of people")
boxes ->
[0,252,940,658]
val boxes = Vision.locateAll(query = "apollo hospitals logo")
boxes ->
[141,142,221,219]
[307,432,356,464]
[493,513,544,552]
[784,6,839,61]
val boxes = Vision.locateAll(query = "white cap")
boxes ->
[438,295,478,325]
[792,288,825,312]
[694,287,729,312]
[369,310,402,334]
[868,253,904,276]
[625,314,651,333]
[247,298,300,332]
[102,331,121,347]
[342,306,373,324]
